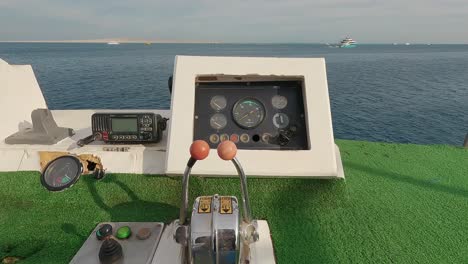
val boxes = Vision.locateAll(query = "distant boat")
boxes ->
[107,41,120,45]
[393,43,398,45]
[327,37,357,48]
[339,37,357,48]
[144,42,152,45]
[405,43,411,46]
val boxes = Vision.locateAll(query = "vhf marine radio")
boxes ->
[77,113,168,146]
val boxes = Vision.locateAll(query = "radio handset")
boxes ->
[77,133,101,147]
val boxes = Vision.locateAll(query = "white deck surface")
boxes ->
[0,108,343,177]
[0,109,170,174]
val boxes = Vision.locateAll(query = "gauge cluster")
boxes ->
[194,80,308,150]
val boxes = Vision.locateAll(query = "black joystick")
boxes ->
[99,238,123,264]
[96,224,113,240]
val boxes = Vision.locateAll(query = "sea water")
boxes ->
[1,43,467,145]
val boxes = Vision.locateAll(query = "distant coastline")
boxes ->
[0,39,221,44]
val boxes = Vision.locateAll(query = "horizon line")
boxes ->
[0,40,467,45]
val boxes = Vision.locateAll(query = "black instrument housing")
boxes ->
[91,113,164,143]
[194,80,309,150]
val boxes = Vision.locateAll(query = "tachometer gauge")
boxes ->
[271,95,288,109]
[210,113,228,130]
[210,95,227,111]
[232,98,266,129]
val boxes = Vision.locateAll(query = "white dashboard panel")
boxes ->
[165,56,344,178]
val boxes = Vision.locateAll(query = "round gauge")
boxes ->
[272,113,290,129]
[272,95,288,109]
[232,98,266,129]
[210,95,227,111]
[40,155,83,192]
[210,113,228,130]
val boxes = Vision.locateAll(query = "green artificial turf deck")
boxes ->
[0,140,467,263]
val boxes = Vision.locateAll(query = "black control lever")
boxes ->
[277,130,293,146]
[269,126,297,146]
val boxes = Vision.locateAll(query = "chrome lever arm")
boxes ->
[232,157,252,224]
[179,163,193,225]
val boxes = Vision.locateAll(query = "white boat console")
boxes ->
[0,56,344,178]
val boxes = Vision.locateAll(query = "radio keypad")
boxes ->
[111,135,141,141]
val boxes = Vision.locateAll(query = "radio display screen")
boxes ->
[111,118,138,132]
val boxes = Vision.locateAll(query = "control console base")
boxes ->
[71,222,164,264]
[71,220,276,264]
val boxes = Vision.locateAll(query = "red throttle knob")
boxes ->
[217,141,237,161]
[190,140,210,160]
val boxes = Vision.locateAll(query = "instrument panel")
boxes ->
[194,80,309,150]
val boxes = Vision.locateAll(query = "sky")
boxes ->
[0,0,467,43]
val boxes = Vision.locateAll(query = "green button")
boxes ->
[116,226,131,239]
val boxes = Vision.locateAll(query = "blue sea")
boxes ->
[1,43,467,146]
